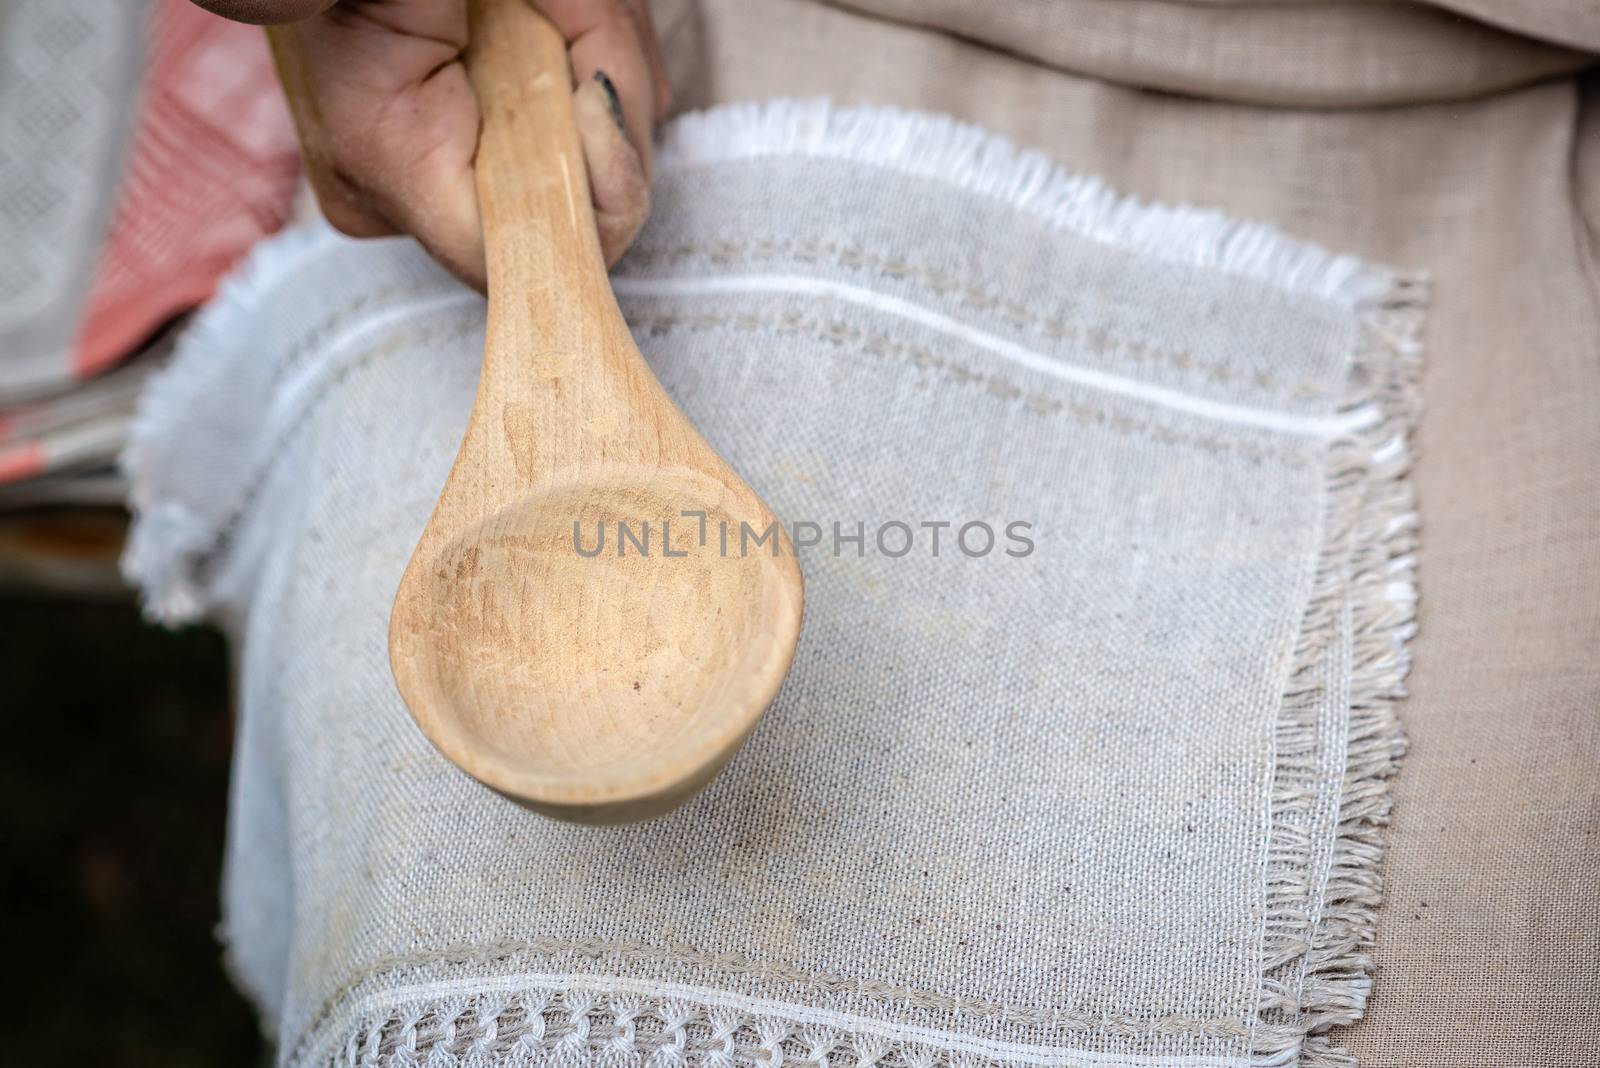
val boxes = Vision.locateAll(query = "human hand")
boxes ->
[195,0,669,287]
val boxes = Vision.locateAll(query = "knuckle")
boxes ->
[306,169,384,237]
[319,199,376,238]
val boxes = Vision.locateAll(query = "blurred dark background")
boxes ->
[4,519,263,1066]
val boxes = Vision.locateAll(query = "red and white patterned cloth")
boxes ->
[75,0,301,379]
[0,0,299,492]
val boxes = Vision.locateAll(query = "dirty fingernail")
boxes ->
[594,71,627,135]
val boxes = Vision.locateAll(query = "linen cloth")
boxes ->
[652,3,1600,1063]
[126,99,1421,1067]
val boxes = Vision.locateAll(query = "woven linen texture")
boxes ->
[124,102,1423,1068]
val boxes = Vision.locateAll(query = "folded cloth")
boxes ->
[72,0,300,380]
[0,337,163,487]
[0,0,144,403]
[125,101,1424,1068]
[823,0,1596,107]
[0,0,298,404]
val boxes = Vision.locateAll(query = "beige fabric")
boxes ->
[818,0,1592,106]
[1154,0,1600,52]
[1417,0,1600,53]
[1098,0,1600,52]
[654,0,1600,1063]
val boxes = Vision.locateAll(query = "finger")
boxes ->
[269,8,487,289]
[266,23,398,239]
[617,0,672,120]
[574,75,649,266]
[305,164,399,240]
[363,59,485,288]
[534,0,657,177]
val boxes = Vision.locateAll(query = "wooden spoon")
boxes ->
[388,0,804,825]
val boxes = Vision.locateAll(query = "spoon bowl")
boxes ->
[391,468,802,823]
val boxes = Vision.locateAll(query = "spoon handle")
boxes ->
[464,0,657,487]
[467,0,604,292]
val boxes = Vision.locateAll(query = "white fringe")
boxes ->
[657,100,1394,308]
[119,223,340,622]
[1251,277,1426,1066]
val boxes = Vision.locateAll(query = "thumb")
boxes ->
[573,72,650,267]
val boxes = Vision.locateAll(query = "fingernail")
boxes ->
[594,71,627,135]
